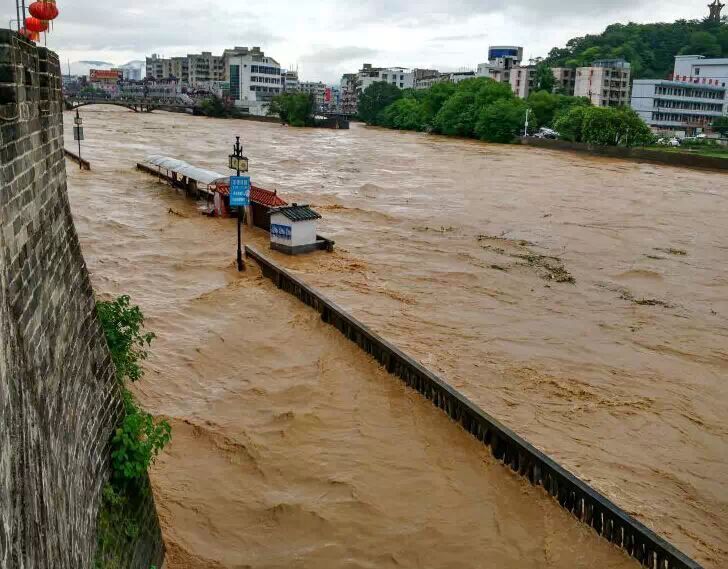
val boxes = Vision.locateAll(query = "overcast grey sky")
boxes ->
[2,0,705,82]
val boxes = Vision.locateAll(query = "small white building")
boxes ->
[269,204,324,255]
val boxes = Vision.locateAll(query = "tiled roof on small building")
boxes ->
[251,186,287,207]
[269,204,322,222]
[212,181,287,207]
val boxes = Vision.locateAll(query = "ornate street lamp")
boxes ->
[228,136,250,272]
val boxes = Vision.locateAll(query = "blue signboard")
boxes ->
[270,223,292,241]
[229,176,251,207]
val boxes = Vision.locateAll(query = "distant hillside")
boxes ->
[545,19,728,79]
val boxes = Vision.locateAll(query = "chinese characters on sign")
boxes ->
[270,224,292,240]
[229,176,251,207]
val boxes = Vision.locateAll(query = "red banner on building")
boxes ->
[324,88,331,102]
[90,69,122,82]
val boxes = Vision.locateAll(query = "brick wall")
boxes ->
[0,30,163,568]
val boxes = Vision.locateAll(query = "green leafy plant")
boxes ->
[111,392,171,488]
[97,295,155,383]
[357,81,403,124]
[712,116,728,137]
[269,92,316,126]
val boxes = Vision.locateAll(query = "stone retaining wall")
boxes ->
[0,29,163,569]
[519,136,728,171]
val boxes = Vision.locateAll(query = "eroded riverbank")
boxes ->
[64,106,725,568]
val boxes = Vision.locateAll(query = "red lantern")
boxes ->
[24,17,49,33]
[29,1,59,21]
[19,28,41,42]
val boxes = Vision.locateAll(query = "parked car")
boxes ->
[657,137,681,147]
[534,127,560,140]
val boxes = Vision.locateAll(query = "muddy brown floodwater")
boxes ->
[64,107,726,568]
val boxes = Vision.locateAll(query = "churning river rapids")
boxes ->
[64,107,727,569]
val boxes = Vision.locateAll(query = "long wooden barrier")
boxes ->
[246,245,702,569]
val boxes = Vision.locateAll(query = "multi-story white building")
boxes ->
[631,79,727,136]
[358,64,414,91]
[283,70,299,92]
[574,59,631,107]
[225,47,282,116]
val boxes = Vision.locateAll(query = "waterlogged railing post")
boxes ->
[244,245,703,569]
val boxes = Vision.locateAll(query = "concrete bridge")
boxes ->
[64,97,195,114]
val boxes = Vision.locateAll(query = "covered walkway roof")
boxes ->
[145,155,227,186]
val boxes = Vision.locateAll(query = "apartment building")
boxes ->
[283,70,299,92]
[299,81,327,109]
[340,73,359,115]
[631,79,727,136]
[575,59,631,107]
[225,47,282,115]
[187,52,225,87]
[509,66,536,98]
[552,67,576,95]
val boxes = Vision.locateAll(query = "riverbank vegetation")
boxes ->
[199,95,242,118]
[94,295,170,568]
[269,92,316,126]
[545,18,728,79]
[554,105,654,146]
[358,77,653,146]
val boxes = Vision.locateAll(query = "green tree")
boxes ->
[534,63,556,93]
[379,96,427,130]
[555,106,654,146]
[432,78,514,137]
[420,81,457,124]
[269,92,315,127]
[433,90,478,136]
[546,19,728,80]
[554,105,590,142]
[471,77,514,107]
[358,82,403,124]
[527,91,591,129]
[713,116,728,137]
[680,31,722,57]
[474,98,529,143]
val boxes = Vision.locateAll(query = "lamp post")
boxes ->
[228,136,249,272]
[73,109,84,169]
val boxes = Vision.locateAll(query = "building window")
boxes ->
[695,68,700,76]
[230,64,240,100]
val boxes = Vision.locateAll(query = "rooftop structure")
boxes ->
[673,55,728,88]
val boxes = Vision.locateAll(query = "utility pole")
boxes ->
[523,108,530,137]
